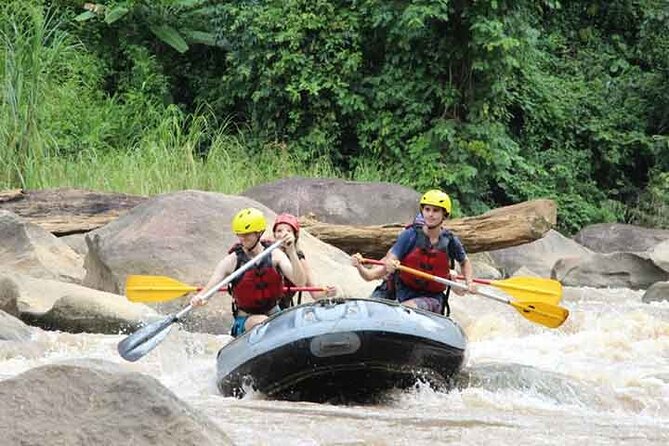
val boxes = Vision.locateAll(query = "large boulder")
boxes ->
[573,223,669,254]
[0,276,20,316]
[0,310,42,362]
[60,233,89,257]
[650,240,669,273]
[486,230,592,278]
[83,190,256,294]
[242,177,421,225]
[0,310,34,341]
[0,361,233,446]
[642,281,669,303]
[552,252,669,289]
[467,252,503,279]
[83,190,375,334]
[0,210,84,283]
[1,274,157,334]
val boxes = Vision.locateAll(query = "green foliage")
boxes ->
[18,106,338,195]
[1,0,667,234]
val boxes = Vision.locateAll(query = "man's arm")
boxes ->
[352,251,397,281]
[460,257,474,288]
[449,234,476,294]
[352,228,414,280]
[190,253,236,306]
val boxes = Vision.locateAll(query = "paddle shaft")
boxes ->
[359,257,568,328]
[392,263,510,304]
[188,286,327,293]
[360,257,512,302]
[174,239,284,320]
[360,258,492,288]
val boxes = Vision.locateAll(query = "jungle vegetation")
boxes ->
[1,0,667,233]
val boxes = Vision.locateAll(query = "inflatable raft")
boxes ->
[216,298,467,402]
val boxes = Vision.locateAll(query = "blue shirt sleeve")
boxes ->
[448,234,467,263]
[390,228,417,260]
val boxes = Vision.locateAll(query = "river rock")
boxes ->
[642,281,669,303]
[650,240,669,273]
[0,361,234,446]
[573,223,669,254]
[0,276,20,316]
[83,190,259,294]
[2,274,157,334]
[552,252,669,289]
[0,210,84,283]
[486,229,591,278]
[470,261,503,280]
[511,266,543,278]
[243,176,421,225]
[60,233,89,257]
[0,310,34,341]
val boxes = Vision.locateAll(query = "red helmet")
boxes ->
[272,213,300,237]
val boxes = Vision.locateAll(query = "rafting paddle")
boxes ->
[360,258,569,328]
[124,274,328,303]
[361,258,562,305]
[454,275,562,305]
[117,239,283,362]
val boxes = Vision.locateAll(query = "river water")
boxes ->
[1,286,667,445]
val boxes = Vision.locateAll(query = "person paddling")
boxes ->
[190,207,305,336]
[352,189,476,314]
[272,213,337,308]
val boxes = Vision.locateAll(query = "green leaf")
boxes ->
[104,7,129,25]
[150,25,189,53]
[74,11,96,22]
[181,29,217,46]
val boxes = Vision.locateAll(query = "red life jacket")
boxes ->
[398,227,452,294]
[228,242,284,314]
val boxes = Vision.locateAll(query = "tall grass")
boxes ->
[0,4,80,187]
[0,2,392,196]
[19,106,344,195]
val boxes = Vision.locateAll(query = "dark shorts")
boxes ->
[407,297,442,313]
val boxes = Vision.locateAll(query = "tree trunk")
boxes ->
[299,199,557,257]
[0,189,557,256]
[0,188,147,235]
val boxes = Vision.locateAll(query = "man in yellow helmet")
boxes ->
[352,189,475,314]
[190,207,305,336]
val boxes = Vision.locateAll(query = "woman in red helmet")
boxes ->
[352,189,476,314]
[273,213,337,308]
[190,208,306,336]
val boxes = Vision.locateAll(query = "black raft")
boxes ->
[216,298,467,403]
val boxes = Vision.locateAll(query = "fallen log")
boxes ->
[300,199,557,257]
[0,188,556,255]
[0,188,147,235]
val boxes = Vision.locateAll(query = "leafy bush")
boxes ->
[1,0,667,232]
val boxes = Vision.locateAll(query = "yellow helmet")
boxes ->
[419,189,452,214]
[231,208,266,234]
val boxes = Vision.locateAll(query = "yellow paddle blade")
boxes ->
[125,275,198,303]
[490,277,562,305]
[509,300,569,328]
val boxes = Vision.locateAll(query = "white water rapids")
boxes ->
[1,286,667,445]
